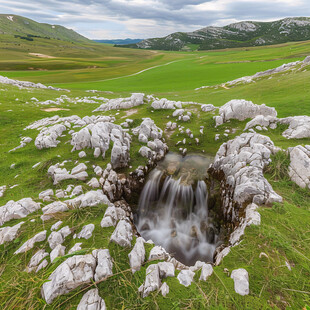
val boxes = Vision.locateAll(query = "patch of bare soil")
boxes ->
[121,108,138,118]
[29,53,56,59]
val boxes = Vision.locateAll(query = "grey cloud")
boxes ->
[0,0,308,38]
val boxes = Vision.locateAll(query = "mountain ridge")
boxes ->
[0,14,89,43]
[119,17,310,51]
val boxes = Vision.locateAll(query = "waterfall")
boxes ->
[135,153,219,265]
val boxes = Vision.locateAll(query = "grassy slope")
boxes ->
[0,39,309,309]
[0,14,89,43]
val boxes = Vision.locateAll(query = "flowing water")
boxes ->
[135,153,221,266]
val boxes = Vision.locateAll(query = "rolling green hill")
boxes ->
[0,14,89,43]
[121,17,310,51]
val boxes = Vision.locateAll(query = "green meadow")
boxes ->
[0,36,309,309]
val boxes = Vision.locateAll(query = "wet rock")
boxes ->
[177,270,195,287]
[231,268,249,296]
[128,237,145,273]
[41,254,96,304]
[14,230,47,254]
[77,288,106,310]
[110,220,133,247]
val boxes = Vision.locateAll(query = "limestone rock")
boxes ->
[110,220,133,247]
[41,254,96,304]
[0,222,24,245]
[288,145,310,189]
[201,104,216,112]
[280,116,310,139]
[50,244,66,262]
[77,288,106,310]
[66,190,110,209]
[35,124,66,149]
[93,249,113,281]
[149,246,168,261]
[141,264,161,298]
[68,243,83,254]
[77,224,95,240]
[177,270,195,287]
[215,100,277,126]
[128,237,145,273]
[160,282,170,297]
[0,198,40,226]
[14,230,47,254]
[199,263,213,281]
[158,262,175,278]
[41,201,69,221]
[231,268,249,296]
[26,249,49,273]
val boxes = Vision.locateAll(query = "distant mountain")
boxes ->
[94,39,143,45]
[0,14,89,43]
[121,17,310,51]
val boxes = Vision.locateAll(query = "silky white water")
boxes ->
[135,153,220,265]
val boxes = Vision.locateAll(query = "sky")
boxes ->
[0,0,309,39]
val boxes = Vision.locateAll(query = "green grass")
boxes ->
[0,37,309,309]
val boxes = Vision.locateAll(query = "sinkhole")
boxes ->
[134,153,225,266]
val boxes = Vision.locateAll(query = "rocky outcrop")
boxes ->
[280,116,310,139]
[0,75,68,91]
[288,145,310,189]
[201,104,216,112]
[244,115,278,131]
[35,124,67,149]
[71,122,131,169]
[132,118,163,143]
[211,133,282,223]
[0,185,6,198]
[26,249,49,273]
[0,198,40,226]
[47,163,88,185]
[41,201,69,221]
[93,93,145,111]
[214,100,277,127]
[151,98,182,110]
[66,190,110,209]
[41,254,97,304]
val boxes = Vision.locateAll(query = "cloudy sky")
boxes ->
[0,0,309,39]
